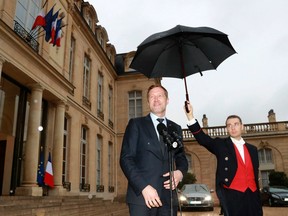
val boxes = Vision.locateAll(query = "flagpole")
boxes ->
[42,0,48,8]
[30,26,43,37]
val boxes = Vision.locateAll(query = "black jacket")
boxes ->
[120,114,188,205]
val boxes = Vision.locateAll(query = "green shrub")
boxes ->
[269,171,288,187]
[178,172,196,189]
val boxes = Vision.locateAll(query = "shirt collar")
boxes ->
[230,137,245,146]
[150,112,166,125]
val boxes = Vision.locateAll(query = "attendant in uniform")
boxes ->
[184,101,263,216]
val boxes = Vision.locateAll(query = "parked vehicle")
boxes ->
[178,183,214,211]
[260,186,288,207]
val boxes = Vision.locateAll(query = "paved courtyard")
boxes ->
[177,206,287,216]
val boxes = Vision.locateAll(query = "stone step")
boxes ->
[0,196,129,216]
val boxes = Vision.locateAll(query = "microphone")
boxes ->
[157,123,173,146]
[168,124,183,149]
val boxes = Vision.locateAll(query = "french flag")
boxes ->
[55,29,62,47]
[49,18,57,44]
[44,7,58,42]
[44,152,54,188]
[31,9,46,30]
[50,17,63,46]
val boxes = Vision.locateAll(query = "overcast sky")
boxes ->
[90,0,288,128]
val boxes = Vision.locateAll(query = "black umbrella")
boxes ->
[130,25,236,104]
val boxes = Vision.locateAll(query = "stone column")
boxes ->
[50,100,66,195]
[16,83,43,196]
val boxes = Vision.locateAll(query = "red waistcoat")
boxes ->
[228,144,257,192]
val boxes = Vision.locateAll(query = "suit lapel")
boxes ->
[144,115,164,159]
[226,138,237,164]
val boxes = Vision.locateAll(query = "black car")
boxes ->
[178,184,214,211]
[260,186,288,206]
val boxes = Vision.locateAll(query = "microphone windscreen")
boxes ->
[157,123,167,135]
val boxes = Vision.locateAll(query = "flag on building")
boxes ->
[44,152,54,188]
[37,149,45,186]
[55,28,62,47]
[31,9,46,30]
[50,17,63,46]
[49,18,57,44]
[44,7,59,42]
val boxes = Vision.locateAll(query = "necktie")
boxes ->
[157,118,165,155]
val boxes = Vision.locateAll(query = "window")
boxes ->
[128,91,142,119]
[108,86,113,125]
[83,55,91,108]
[0,89,5,130]
[68,37,75,82]
[96,135,102,187]
[97,73,104,119]
[98,33,104,49]
[62,116,69,183]
[80,126,88,186]
[86,15,92,28]
[108,142,113,188]
[261,170,271,187]
[186,154,192,172]
[258,148,273,164]
[83,55,91,99]
[15,0,41,30]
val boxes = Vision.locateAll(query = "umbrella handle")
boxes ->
[184,100,189,113]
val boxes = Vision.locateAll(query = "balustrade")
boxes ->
[183,121,288,139]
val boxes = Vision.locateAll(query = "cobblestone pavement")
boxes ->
[177,206,288,216]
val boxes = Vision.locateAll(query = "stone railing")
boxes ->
[183,121,288,139]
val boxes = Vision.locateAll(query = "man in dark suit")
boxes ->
[184,101,263,216]
[120,84,188,216]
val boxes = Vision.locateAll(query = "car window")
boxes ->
[269,187,288,193]
[184,184,209,193]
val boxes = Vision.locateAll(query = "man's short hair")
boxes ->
[225,115,242,126]
[147,84,168,99]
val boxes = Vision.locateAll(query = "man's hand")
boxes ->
[142,185,162,208]
[163,170,183,190]
[184,101,194,120]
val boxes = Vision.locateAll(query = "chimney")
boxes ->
[268,109,276,122]
[202,114,208,127]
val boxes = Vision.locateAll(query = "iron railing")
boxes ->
[14,21,39,52]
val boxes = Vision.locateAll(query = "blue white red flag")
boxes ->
[44,7,58,42]
[55,29,62,47]
[44,152,54,188]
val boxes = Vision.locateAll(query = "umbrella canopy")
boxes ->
[130,25,236,101]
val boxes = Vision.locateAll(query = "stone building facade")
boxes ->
[0,0,157,200]
[0,0,287,207]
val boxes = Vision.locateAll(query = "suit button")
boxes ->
[225,167,228,171]
[225,157,229,161]
[225,178,228,182]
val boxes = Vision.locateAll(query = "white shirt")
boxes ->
[150,113,166,139]
[231,137,246,162]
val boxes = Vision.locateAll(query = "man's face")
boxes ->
[148,87,169,117]
[226,117,244,139]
